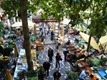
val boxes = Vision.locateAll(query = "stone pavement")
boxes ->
[38,37,72,80]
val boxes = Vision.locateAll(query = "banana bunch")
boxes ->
[0,56,9,61]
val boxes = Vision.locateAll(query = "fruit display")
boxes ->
[0,56,10,64]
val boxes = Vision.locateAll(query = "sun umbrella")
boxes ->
[99,36,107,45]
[11,22,22,27]
[79,32,100,50]
[99,35,107,53]
[61,18,71,25]
[11,21,35,29]
[6,69,12,80]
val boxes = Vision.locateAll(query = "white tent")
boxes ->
[11,21,35,29]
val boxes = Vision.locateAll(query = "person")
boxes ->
[53,70,61,80]
[41,35,44,42]
[66,54,71,63]
[56,42,60,49]
[79,67,88,80]
[38,66,45,80]
[51,31,54,40]
[48,47,53,62]
[56,53,62,68]
[90,74,97,80]
[66,40,70,45]
[93,49,99,55]
[63,48,69,61]
[43,60,50,77]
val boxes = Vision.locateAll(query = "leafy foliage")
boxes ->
[0,0,20,19]
[31,0,65,21]
[27,77,38,80]
[26,70,38,77]
[0,0,32,19]
[63,0,92,26]
[87,0,107,39]
[0,22,4,36]
[66,71,78,80]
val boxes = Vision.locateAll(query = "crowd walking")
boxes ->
[36,25,72,80]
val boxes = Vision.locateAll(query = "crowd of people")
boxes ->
[0,22,105,80]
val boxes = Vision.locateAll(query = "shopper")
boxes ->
[56,53,62,68]
[51,31,54,40]
[48,47,53,62]
[43,60,50,77]
[53,70,61,80]
[63,48,69,61]
[79,67,88,80]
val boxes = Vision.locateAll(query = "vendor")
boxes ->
[89,74,97,80]
[79,67,89,80]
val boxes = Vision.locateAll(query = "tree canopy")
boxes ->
[0,0,20,19]
[31,0,66,21]
[1,0,107,50]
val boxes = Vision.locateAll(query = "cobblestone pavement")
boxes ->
[38,36,72,80]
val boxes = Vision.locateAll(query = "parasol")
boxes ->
[79,32,100,50]
[11,21,35,29]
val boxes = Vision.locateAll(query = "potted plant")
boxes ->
[17,70,26,80]
[3,40,14,56]
[66,71,79,80]
[26,70,38,80]
[27,77,38,80]
[100,58,107,66]
[0,56,10,64]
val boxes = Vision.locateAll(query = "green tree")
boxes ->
[63,0,92,26]
[31,0,65,21]
[0,0,20,19]
[63,0,107,51]
[1,0,33,70]
[0,0,33,19]
[19,0,33,70]
[86,0,107,51]
[31,0,107,52]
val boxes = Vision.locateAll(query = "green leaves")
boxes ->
[66,71,78,80]
[0,0,20,19]
[0,22,4,30]
[31,0,65,21]
[0,0,33,19]
[0,22,4,37]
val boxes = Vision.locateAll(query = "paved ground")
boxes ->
[14,30,72,80]
[38,36,72,80]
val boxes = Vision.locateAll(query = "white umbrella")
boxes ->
[99,35,107,53]
[99,35,107,45]
[79,32,100,50]
[61,18,71,25]
[11,21,35,29]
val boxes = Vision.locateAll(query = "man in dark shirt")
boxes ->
[48,47,53,62]
[43,60,50,77]
[63,48,69,61]
[53,70,61,80]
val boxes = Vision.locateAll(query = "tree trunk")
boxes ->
[58,21,60,37]
[87,34,92,52]
[19,0,33,71]
[34,24,36,37]
[58,21,60,28]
